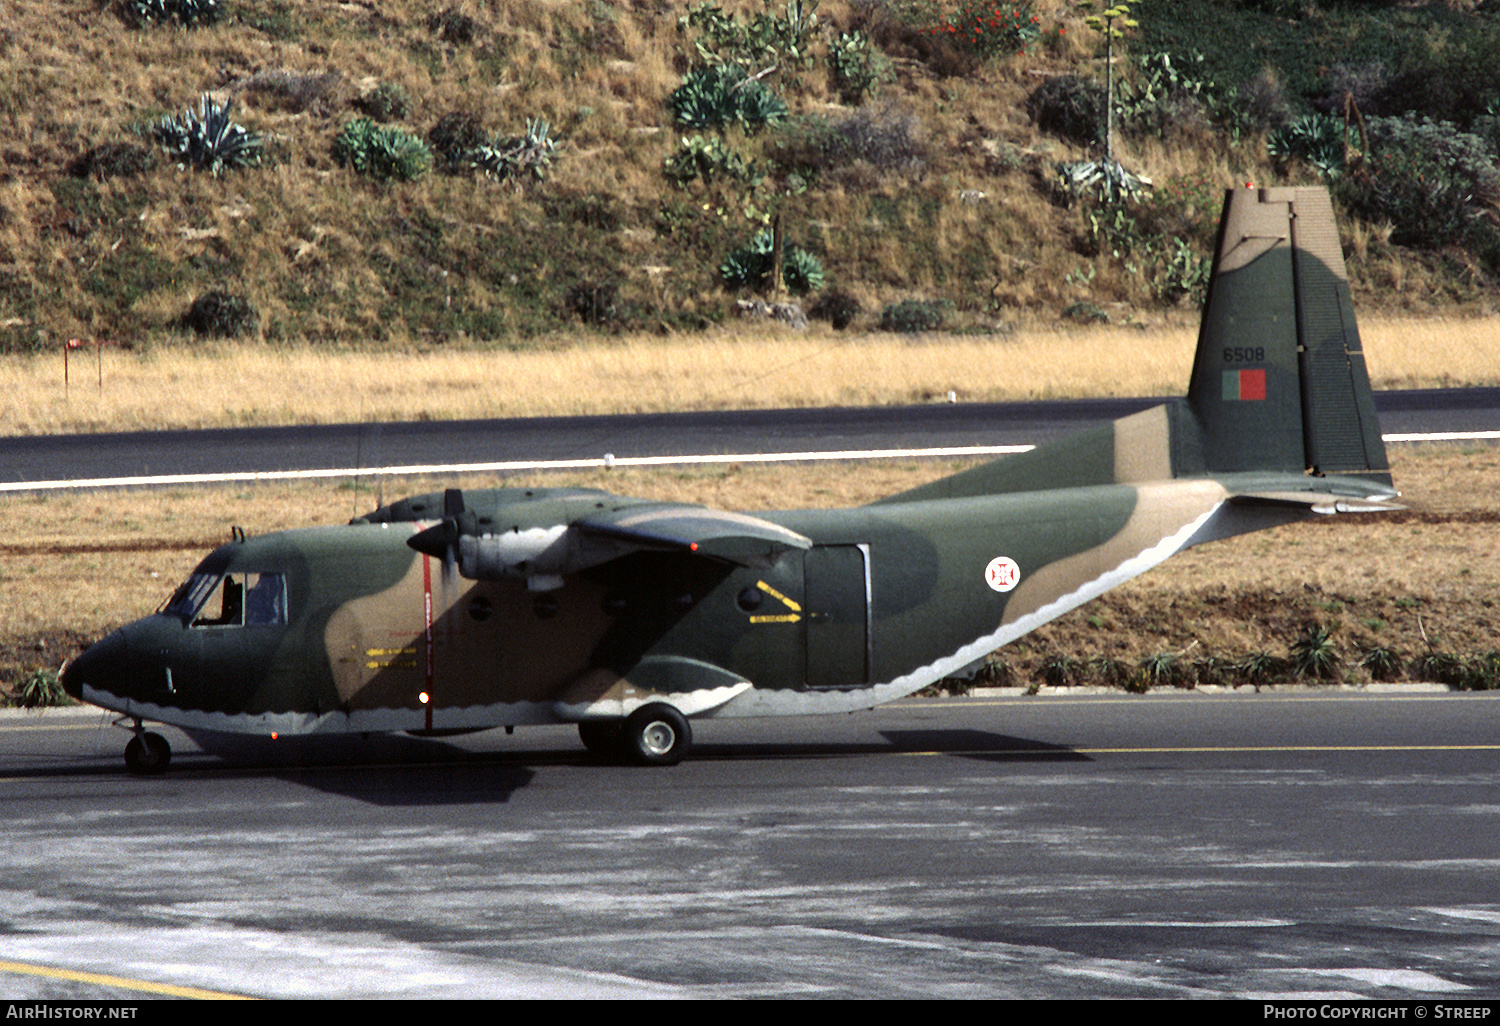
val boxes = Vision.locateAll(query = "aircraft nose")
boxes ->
[61,630,128,702]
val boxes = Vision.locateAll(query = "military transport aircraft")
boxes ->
[62,187,1398,772]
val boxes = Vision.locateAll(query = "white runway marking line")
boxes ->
[0,445,1031,492]
[1,428,1493,492]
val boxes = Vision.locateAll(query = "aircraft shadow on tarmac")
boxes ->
[230,729,1088,804]
[663,729,1090,765]
[11,727,1085,805]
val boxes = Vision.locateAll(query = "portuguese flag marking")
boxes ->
[1222,368,1266,401]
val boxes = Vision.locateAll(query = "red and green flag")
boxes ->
[1222,368,1266,401]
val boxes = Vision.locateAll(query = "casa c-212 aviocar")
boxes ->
[62,187,1399,772]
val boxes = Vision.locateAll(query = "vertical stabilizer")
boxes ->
[1187,187,1390,484]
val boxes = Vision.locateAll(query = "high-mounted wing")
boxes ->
[573,503,813,567]
[402,487,811,587]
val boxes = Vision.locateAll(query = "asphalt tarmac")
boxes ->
[3,689,1498,999]
[2,387,1497,489]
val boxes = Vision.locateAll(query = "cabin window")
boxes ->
[178,572,287,628]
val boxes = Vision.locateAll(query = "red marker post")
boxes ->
[64,337,112,397]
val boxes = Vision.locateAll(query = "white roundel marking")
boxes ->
[984,556,1021,593]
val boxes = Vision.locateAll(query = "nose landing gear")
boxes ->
[117,718,172,775]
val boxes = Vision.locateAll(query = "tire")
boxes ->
[124,732,171,775]
[621,703,691,766]
[578,720,624,759]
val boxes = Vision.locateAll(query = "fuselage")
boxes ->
[61,477,1234,737]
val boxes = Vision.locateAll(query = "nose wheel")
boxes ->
[119,721,172,775]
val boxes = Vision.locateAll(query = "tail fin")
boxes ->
[1187,186,1390,485]
[875,186,1390,506]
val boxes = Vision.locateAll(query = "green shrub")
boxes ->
[565,279,619,326]
[357,82,411,123]
[775,106,925,183]
[663,134,762,187]
[123,0,223,28]
[677,0,820,74]
[879,298,945,333]
[1026,76,1105,147]
[1115,52,1235,143]
[925,0,1040,60]
[429,7,478,45]
[720,230,824,295]
[1237,651,1289,687]
[428,111,488,167]
[975,655,1014,687]
[808,288,861,329]
[332,119,432,181]
[154,95,262,176]
[1192,655,1236,688]
[184,291,258,337]
[668,64,788,132]
[1335,115,1500,252]
[1088,655,1135,689]
[827,30,892,104]
[69,142,155,180]
[1061,301,1109,324]
[1463,650,1500,691]
[1410,650,1467,688]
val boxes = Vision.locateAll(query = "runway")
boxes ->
[4,690,1499,999]
[2,387,1497,491]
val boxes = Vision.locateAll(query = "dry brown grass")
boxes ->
[3,314,1496,435]
[3,445,1497,693]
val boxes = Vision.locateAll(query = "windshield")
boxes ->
[161,573,221,622]
[161,572,287,627]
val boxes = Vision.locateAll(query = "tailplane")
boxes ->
[876,185,1391,507]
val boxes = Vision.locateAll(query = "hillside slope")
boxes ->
[1,0,1497,351]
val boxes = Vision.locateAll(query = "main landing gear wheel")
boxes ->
[123,732,171,775]
[621,703,691,766]
[578,720,624,759]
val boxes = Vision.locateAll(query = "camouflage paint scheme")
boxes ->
[62,187,1399,769]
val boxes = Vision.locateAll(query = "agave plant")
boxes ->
[467,118,555,182]
[720,230,823,295]
[1138,650,1186,688]
[1291,624,1342,680]
[1359,645,1404,682]
[155,95,262,176]
[668,65,788,132]
[1267,114,1346,179]
[1039,653,1081,688]
[1055,157,1152,201]
[16,669,66,709]
[1236,650,1289,687]
[332,118,432,181]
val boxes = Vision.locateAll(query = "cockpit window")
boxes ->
[164,572,287,627]
[162,573,221,622]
